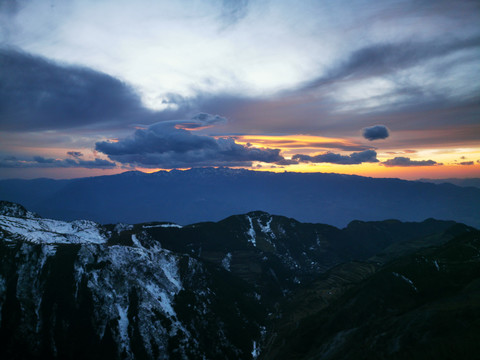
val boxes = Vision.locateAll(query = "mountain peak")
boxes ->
[0,200,38,219]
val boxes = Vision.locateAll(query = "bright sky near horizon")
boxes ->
[0,0,479,180]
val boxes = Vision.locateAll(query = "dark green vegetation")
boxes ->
[262,229,480,360]
[0,201,479,359]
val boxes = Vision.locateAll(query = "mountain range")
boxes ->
[417,177,480,188]
[1,200,479,359]
[1,168,479,228]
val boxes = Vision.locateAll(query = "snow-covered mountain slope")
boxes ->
[0,202,264,359]
[0,215,107,244]
[0,200,107,244]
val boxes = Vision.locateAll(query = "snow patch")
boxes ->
[222,253,232,271]
[246,216,256,246]
[258,217,275,239]
[393,272,418,292]
[131,234,142,247]
[252,341,260,359]
[116,303,130,347]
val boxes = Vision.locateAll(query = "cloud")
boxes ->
[167,113,228,130]
[95,114,284,168]
[0,48,178,131]
[363,125,390,141]
[0,156,116,169]
[67,151,84,158]
[382,157,440,167]
[303,36,480,90]
[292,150,378,165]
[275,159,299,166]
[459,161,474,166]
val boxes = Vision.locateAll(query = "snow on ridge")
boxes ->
[0,201,37,219]
[143,223,183,229]
[114,223,133,233]
[0,214,107,245]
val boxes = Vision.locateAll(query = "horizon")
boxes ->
[1,1,479,180]
[1,166,480,182]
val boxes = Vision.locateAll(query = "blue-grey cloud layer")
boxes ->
[0,48,173,131]
[0,155,116,169]
[292,150,378,165]
[96,115,284,168]
[382,157,439,167]
[303,36,480,90]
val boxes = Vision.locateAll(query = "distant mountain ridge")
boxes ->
[417,177,480,188]
[0,168,480,227]
[1,168,479,228]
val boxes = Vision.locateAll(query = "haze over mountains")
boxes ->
[1,168,479,229]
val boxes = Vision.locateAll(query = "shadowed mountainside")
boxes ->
[0,200,478,359]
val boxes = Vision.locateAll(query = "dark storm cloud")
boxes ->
[303,36,480,90]
[95,115,284,168]
[0,156,116,168]
[292,150,378,165]
[0,48,182,131]
[363,125,390,141]
[382,157,440,167]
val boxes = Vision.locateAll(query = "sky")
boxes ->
[0,0,479,180]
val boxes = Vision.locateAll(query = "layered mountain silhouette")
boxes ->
[1,168,479,228]
[0,200,478,359]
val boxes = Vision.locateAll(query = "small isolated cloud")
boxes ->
[0,156,116,169]
[362,125,390,141]
[292,150,378,165]
[95,114,284,168]
[67,151,84,158]
[382,157,440,167]
[459,161,474,166]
